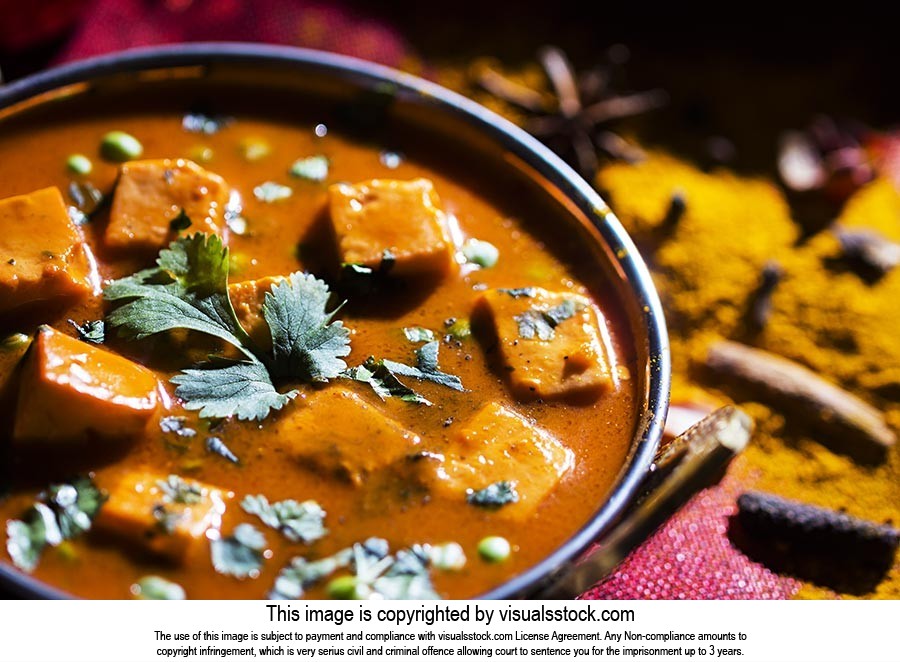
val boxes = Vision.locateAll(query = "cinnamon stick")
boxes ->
[704,340,895,462]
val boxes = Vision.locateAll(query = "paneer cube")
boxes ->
[275,387,421,485]
[328,178,454,277]
[228,276,285,350]
[478,287,614,401]
[105,159,231,252]
[419,402,573,520]
[0,187,95,315]
[94,471,228,562]
[13,326,160,443]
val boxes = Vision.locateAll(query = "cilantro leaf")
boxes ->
[5,477,105,573]
[205,436,240,464]
[339,250,396,295]
[269,549,354,600]
[342,358,432,405]
[514,299,581,341]
[467,481,520,509]
[105,234,253,356]
[68,181,105,216]
[171,357,296,422]
[268,537,459,600]
[68,319,105,344]
[211,524,266,579]
[263,273,351,382]
[46,478,105,539]
[544,299,580,325]
[403,327,435,343]
[5,515,49,573]
[132,575,186,600]
[169,209,192,232]
[241,495,327,544]
[253,182,293,202]
[156,475,204,505]
[514,310,555,340]
[373,546,440,600]
[105,234,352,422]
[428,542,467,571]
[290,155,329,182]
[351,538,393,585]
[182,111,232,135]
[382,341,465,392]
[498,287,537,298]
[152,504,180,535]
[159,416,196,438]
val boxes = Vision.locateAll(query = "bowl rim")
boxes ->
[0,42,670,600]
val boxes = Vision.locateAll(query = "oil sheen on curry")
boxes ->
[0,87,637,599]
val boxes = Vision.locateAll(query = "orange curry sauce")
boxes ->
[0,82,637,598]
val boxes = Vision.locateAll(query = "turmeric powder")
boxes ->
[599,153,900,598]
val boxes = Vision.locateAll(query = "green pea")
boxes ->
[477,536,511,563]
[327,575,362,599]
[66,154,93,175]
[100,130,143,162]
[1,333,30,352]
[462,238,499,268]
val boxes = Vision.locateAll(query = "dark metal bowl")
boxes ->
[0,43,670,600]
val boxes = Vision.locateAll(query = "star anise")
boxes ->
[474,45,667,180]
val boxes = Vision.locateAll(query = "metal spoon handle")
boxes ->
[538,406,753,599]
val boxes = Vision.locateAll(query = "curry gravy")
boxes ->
[0,82,637,598]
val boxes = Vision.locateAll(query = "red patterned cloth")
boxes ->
[587,471,799,600]
[55,0,409,67]
[0,0,799,600]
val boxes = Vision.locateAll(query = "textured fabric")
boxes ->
[56,0,409,67]
[586,470,800,600]
[0,0,798,600]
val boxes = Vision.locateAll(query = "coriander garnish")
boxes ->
[382,341,465,391]
[269,537,450,600]
[68,319,105,344]
[253,181,292,202]
[210,523,267,579]
[290,155,330,182]
[156,475,204,505]
[205,436,240,464]
[5,477,105,573]
[104,233,351,422]
[342,357,432,405]
[467,481,520,509]
[159,416,196,438]
[169,209,192,232]
[514,299,581,340]
[240,494,327,544]
[182,111,232,135]
[343,341,464,404]
[132,575,186,600]
[403,327,435,343]
[498,287,537,299]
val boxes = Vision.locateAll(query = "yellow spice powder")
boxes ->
[598,154,900,598]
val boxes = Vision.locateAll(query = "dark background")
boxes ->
[2,3,895,179]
